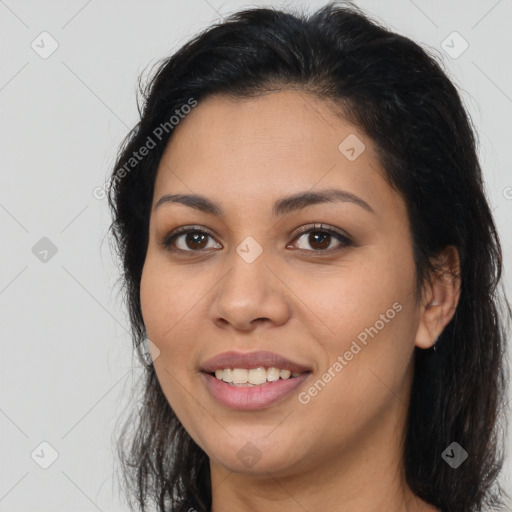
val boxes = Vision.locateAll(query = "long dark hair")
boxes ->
[107,2,511,511]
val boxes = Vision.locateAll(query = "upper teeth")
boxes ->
[214,367,301,385]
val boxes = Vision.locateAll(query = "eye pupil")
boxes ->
[310,231,330,250]
[187,232,208,249]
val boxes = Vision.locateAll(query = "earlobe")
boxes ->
[414,245,461,350]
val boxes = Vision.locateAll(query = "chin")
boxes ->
[204,434,306,476]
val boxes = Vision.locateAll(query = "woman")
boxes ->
[107,2,510,511]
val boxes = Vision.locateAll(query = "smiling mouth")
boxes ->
[207,367,310,386]
[200,350,312,407]
[201,369,312,410]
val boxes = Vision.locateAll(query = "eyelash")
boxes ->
[161,223,353,255]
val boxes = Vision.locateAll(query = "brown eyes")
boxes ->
[162,223,353,255]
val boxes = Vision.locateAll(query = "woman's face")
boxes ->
[140,90,427,477]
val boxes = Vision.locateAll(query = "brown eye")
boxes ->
[181,232,209,250]
[162,227,221,253]
[306,231,331,250]
[290,224,352,252]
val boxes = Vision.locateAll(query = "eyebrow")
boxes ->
[154,188,375,216]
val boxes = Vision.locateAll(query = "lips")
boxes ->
[201,371,311,410]
[200,350,311,374]
[199,350,313,409]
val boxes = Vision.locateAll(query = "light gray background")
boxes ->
[1,0,511,510]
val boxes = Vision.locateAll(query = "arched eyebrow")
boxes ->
[154,188,375,216]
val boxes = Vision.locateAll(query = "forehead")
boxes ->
[163,90,362,159]
[152,90,401,220]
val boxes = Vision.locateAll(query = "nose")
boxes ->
[209,255,291,332]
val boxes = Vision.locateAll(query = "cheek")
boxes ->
[139,259,203,421]
[299,246,417,397]
[140,255,199,341]
[289,247,415,343]
[140,261,168,339]
[295,291,416,450]
[139,254,216,392]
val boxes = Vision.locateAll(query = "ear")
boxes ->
[414,245,461,350]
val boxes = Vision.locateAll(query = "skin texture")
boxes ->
[139,90,460,512]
